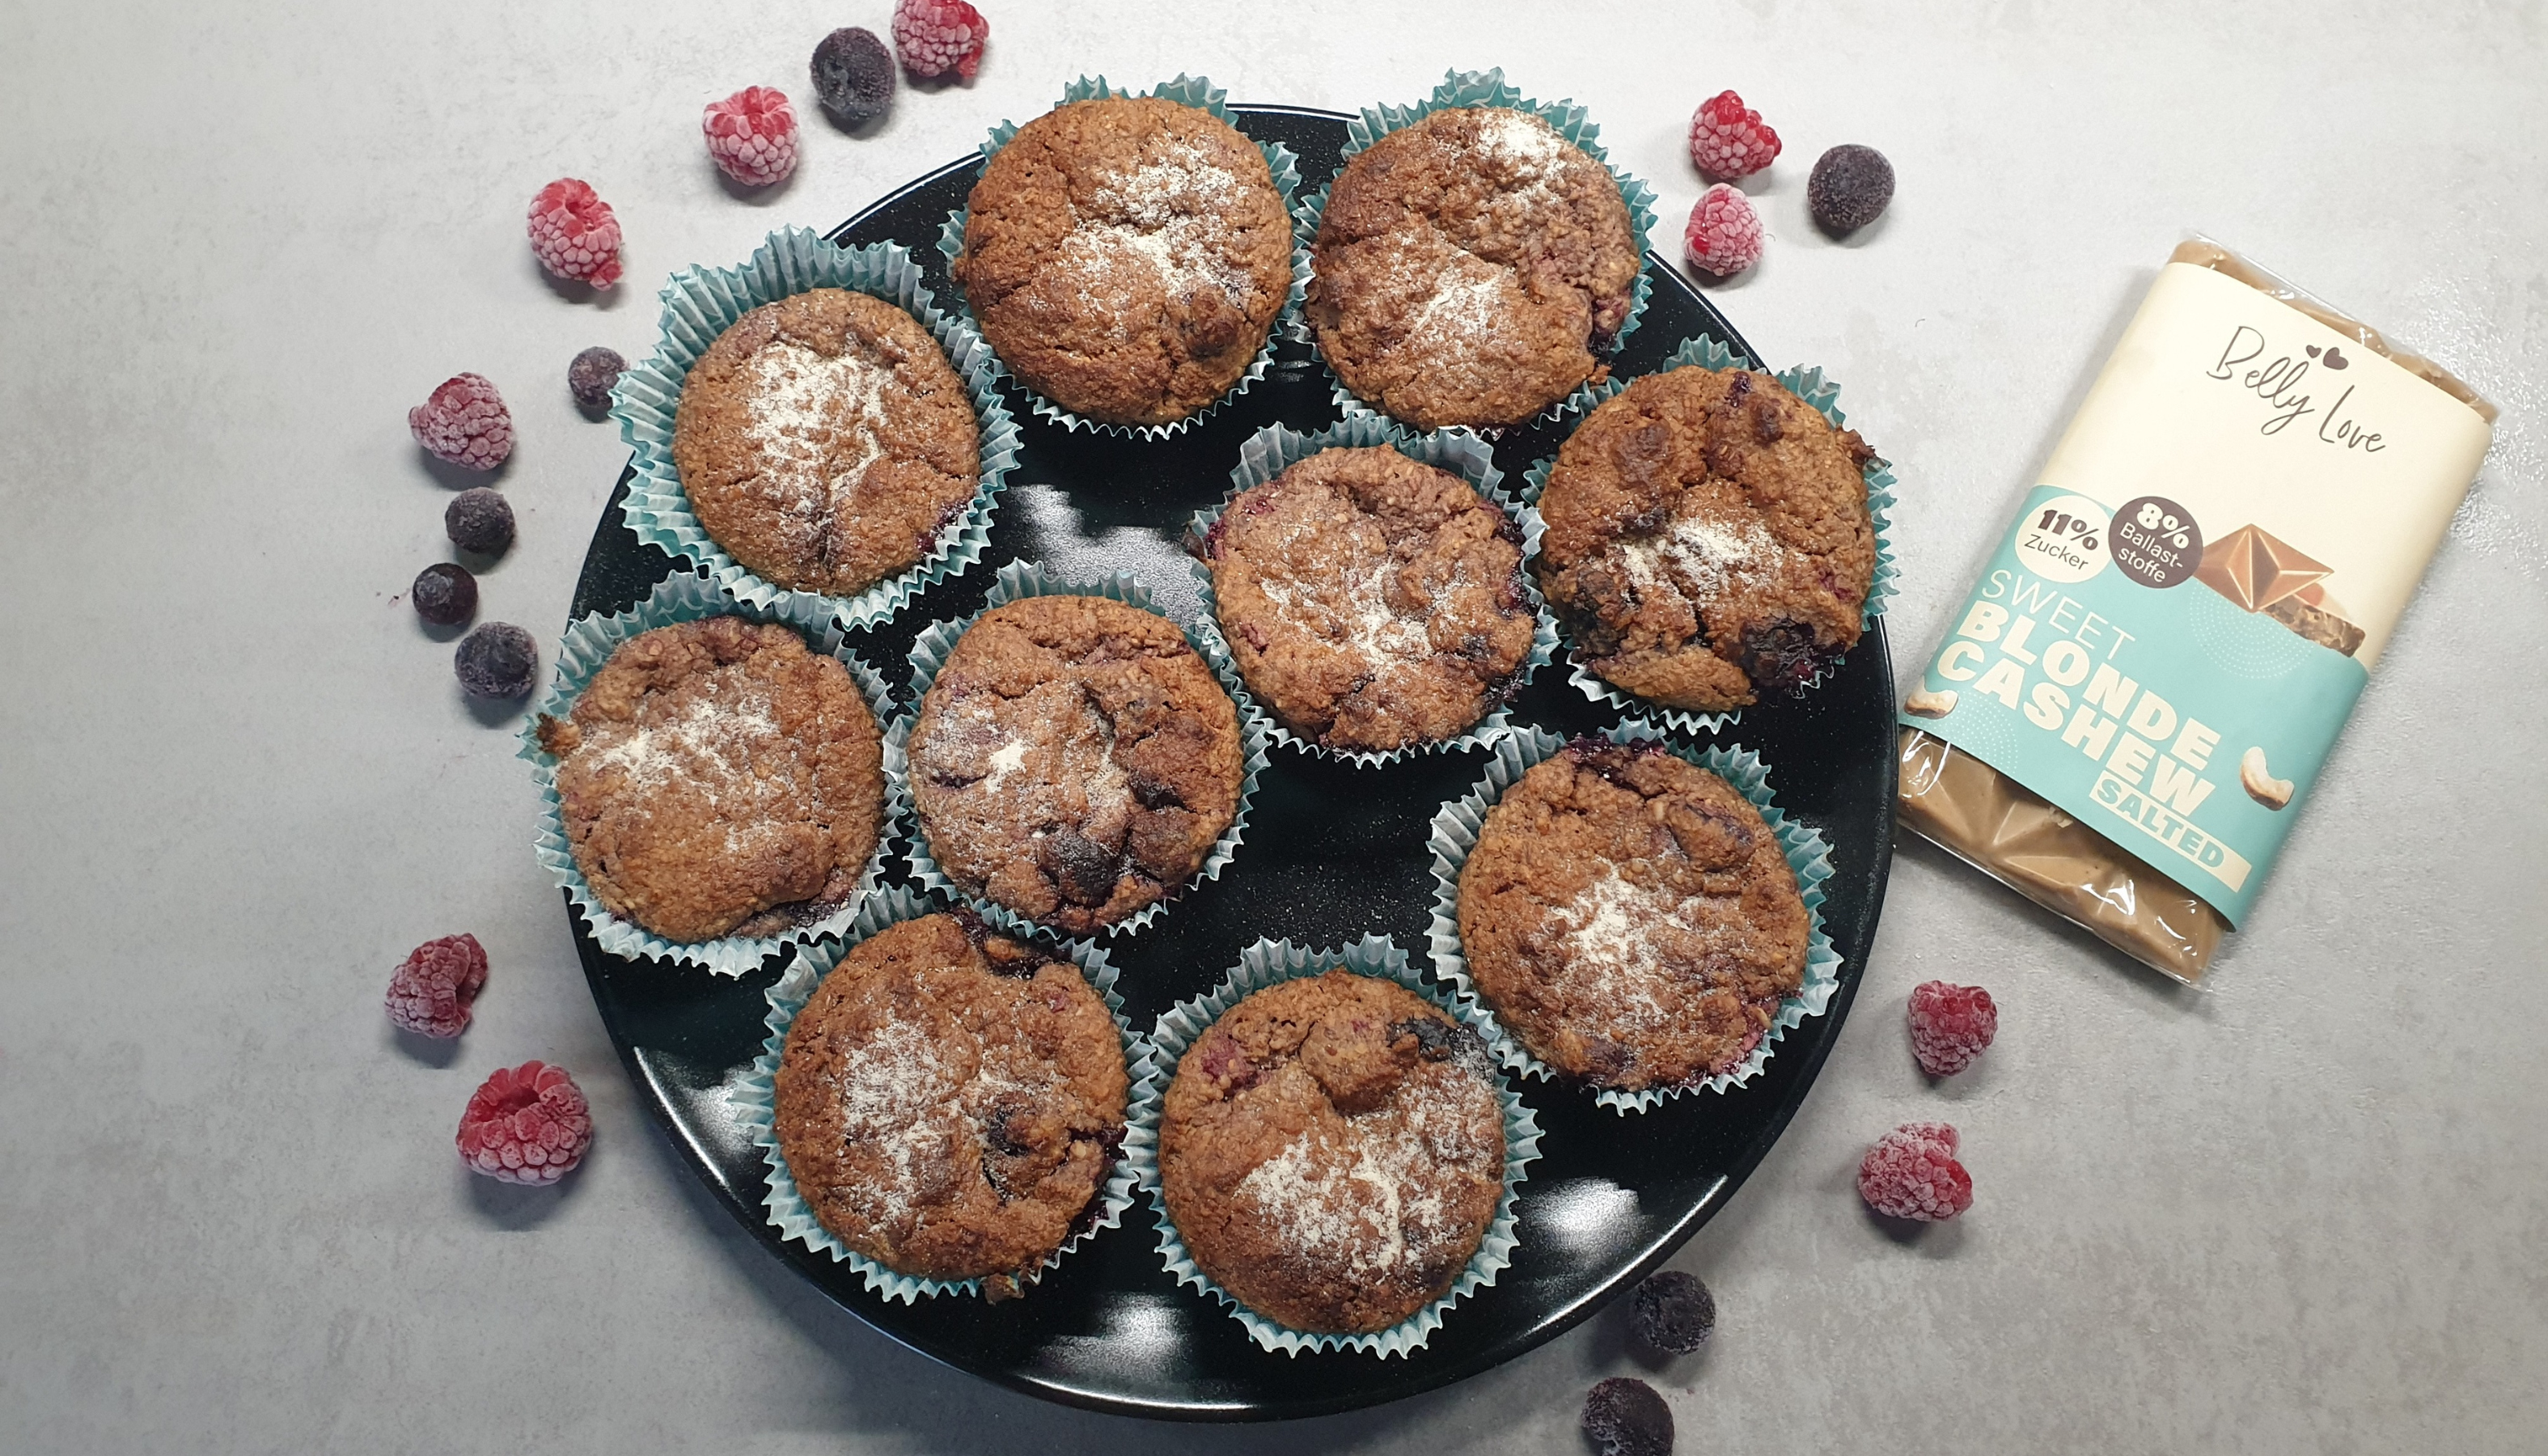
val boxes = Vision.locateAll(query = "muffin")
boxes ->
[1308,107,1642,430]
[535,616,886,944]
[1456,739,1807,1092]
[908,595,1244,935]
[1158,971,1505,1335]
[671,287,981,598]
[772,912,1130,1298]
[1533,366,1877,713]
[1202,445,1537,754]
[952,96,1294,427]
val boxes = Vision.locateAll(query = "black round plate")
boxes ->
[563,105,1894,1421]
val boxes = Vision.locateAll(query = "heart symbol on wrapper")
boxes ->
[2322,347,2348,370]
[2306,345,2322,358]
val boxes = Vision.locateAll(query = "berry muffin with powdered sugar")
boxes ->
[1201,445,1538,755]
[535,616,887,944]
[1158,971,1505,1335]
[671,287,981,599]
[952,96,1294,427]
[1455,738,1806,1093]
[772,911,1130,1298]
[1308,107,1642,430]
[906,595,1244,936]
[1532,366,1877,713]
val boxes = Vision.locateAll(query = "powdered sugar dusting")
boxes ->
[828,1013,967,1227]
[1233,1073,1498,1278]
[1618,510,1780,604]
[743,340,891,522]
[582,686,784,811]
[1475,108,1568,180]
[1054,138,1255,311]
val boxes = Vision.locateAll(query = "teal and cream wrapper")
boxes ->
[1518,332,1903,735]
[1185,417,1560,768]
[934,74,1310,441]
[1425,721,1842,1114]
[888,560,1269,941]
[611,226,1021,631]
[1123,935,1543,1357]
[733,885,1150,1302]
[1294,67,1661,430]
[519,571,903,977]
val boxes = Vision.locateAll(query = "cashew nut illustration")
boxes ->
[1904,688,1958,718]
[2240,746,2292,810]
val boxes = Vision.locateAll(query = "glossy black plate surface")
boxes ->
[565,104,1894,1421]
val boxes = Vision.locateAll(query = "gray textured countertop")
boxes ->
[5,2,2543,1451]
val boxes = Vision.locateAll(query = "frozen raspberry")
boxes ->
[1631,1270,1716,1354]
[444,487,514,555]
[892,0,988,80]
[386,933,488,1039]
[568,346,624,414]
[411,562,477,626]
[527,179,624,288]
[407,373,514,471]
[1908,980,1998,1076]
[704,86,799,188]
[1687,90,1780,180]
[1682,183,1763,278]
[811,27,895,125]
[456,1061,592,1185]
[1809,144,1894,235]
[1582,1378,1674,1456]
[455,622,538,699]
[1858,1122,1973,1222]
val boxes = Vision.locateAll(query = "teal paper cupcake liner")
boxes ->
[609,226,1021,632]
[1184,417,1560,768]
[734,885,1153,1302]
[1123,934,1543,1357]
[887,560,1270,941]
[934,74,1310,441]
[1517,333,1903,735]
[1293,68,1661,433]
[518,570,904,977]
[1425,721,1842,1114]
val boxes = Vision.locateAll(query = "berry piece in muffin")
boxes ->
[1533,366,1876,713]
[1203,446,1536,754]
[1308,108,1641,430]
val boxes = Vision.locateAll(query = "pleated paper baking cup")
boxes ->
[1424,721,1842,1114]
[518,570,904,977]
[888,560,1269,941]
[1123,934,1542,1357]
[734,885,1151,1302]
[1294,67,1661,433]
[609,226,1020,631]
[1183,417,1560,768]
[1517,332,1903,735]
[933,74,1310,441]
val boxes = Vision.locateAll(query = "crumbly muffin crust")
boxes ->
[953,96,1294,426]
[1203,446,1537,753]
[1159,971,1505,1335]
[672,287,980,597]
[772,912,1130,1297]
[535,617,886,943]
[1308,107,1642,430]
[1456,740,1808,1091]
[908,595,1244,935]
[1532,366,1877,713]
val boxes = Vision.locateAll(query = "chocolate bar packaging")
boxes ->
[1898,239,2496,982]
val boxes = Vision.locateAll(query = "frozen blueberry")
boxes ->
[568,346,625,414]
[811,27,895,125]
[455,622,538,699]
[411,562,478,626]
[1582,1378,1674,1456]
[1808,144,1894,235]
[445,487,515,555]
[1630,1271,1716,1354]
